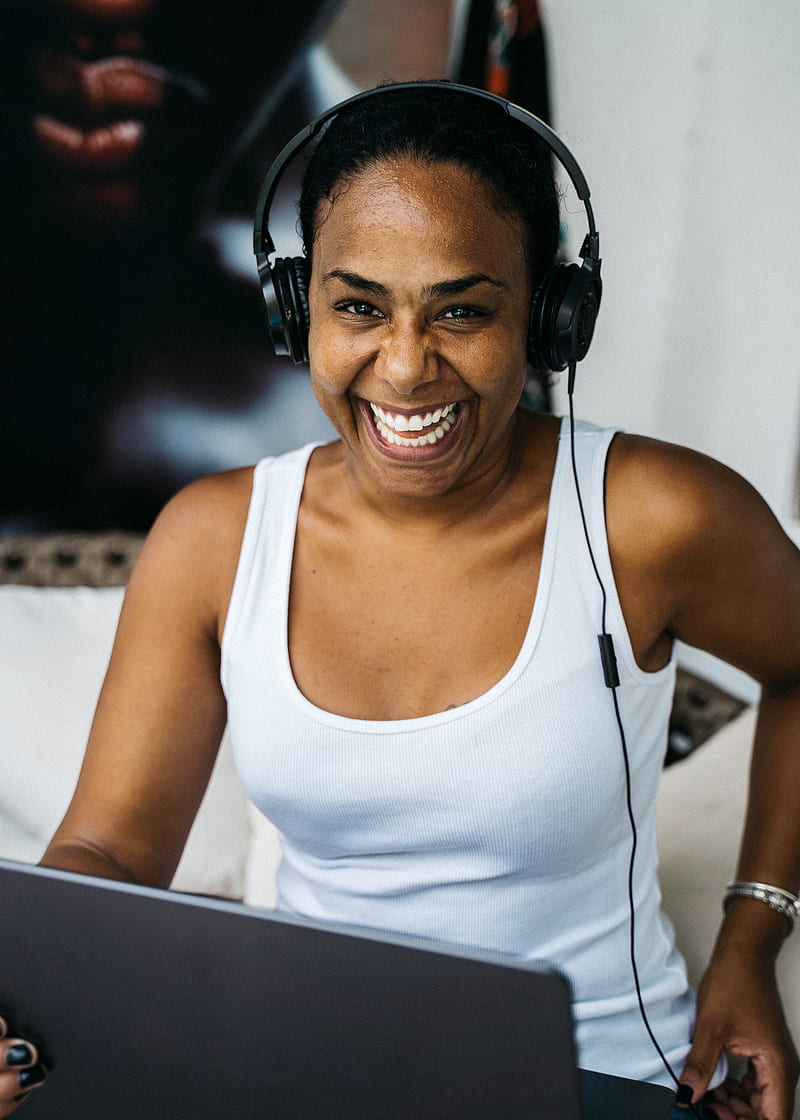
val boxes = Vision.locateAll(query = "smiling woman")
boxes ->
[294,85,558,500]
[2,82,799,1120]
[306,157,533,493]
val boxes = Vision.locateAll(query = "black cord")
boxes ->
[567,372,702,1118]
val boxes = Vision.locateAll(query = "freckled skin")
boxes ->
[306,157,534,507]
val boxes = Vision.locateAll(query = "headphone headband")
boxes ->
[253,80,601,373]
[253,80,598,261]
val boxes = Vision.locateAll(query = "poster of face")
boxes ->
[1,0,551,534]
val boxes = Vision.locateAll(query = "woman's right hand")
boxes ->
[0,1019,47,1116]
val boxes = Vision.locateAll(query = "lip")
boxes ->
[358,399,468,463]
[33,113,146,171]
[30,52,209,174]
[35,52,170,120]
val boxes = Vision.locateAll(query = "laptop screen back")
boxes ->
[1,859,584,1119]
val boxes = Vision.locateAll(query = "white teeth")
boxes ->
[370,407,456,448]
[369,402,457,442]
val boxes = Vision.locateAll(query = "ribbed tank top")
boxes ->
[221,417,699,1085]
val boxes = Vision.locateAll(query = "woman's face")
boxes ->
[307,157,533,501]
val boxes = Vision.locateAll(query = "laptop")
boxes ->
[0,859,675,1119]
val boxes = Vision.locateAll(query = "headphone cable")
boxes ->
[566,371,702,1117]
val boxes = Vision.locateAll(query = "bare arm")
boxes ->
[608,436,800,1120]
[41,467,252,887]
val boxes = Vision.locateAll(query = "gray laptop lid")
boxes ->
[0,859,674,1119]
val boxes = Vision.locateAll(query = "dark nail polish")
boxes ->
[676,1083,694,1105]
[18,1064,47,1090]
[5,1044,33,1067]
[12,1091,31,1103]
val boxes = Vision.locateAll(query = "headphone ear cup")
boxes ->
[289,257,310,362]
[528,261,601,373]
[261,256,311,364]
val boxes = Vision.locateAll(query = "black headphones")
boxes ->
[253,80,601,380]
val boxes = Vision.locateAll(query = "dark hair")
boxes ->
[298,83,560,286]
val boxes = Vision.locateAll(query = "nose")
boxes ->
[375,321,437,396]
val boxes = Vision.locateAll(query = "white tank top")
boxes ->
[221,417,700,1085]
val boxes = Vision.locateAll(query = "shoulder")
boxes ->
[146,466,255,563]
[157,464,255,527]
[605,433,774,557]
[124,466,256,640]
[604,434,800,673]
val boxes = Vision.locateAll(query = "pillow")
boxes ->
[0,585,252,899]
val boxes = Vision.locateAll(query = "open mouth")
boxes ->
[361,400,466,462]
[31,51,209,175]
[370,402,460,447]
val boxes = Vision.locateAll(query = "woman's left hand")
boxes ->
[679,950,799,1120]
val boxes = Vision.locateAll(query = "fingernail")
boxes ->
[5,1044,34,1067]
[676,1083,694,1105]
[0,1017,7,1038]
[18,1064,47,1090]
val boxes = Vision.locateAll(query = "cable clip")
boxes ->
[597,632,619,689]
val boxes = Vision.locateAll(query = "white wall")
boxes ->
[541,1,799,697]
[543,1,800,548]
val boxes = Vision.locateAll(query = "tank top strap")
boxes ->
[221,442,320,693]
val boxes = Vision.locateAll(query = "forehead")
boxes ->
[312,157,528,275]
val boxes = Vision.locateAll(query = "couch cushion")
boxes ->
[0,585,251,899]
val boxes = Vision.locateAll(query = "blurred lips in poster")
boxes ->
[7,0,340,232]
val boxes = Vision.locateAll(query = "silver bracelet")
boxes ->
[724,880,800,934]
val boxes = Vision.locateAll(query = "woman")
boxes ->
[2,83,798,1119]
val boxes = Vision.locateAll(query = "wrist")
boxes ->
[725,880,798,933]
[714,895,790,963]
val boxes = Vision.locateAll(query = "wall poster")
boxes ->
[2,0,551,534]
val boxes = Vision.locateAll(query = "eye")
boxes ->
[335,300,383,318]
[439,305,486,321]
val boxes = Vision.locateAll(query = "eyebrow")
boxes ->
[321,269,507,300]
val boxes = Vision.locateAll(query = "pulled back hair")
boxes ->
[298,83,560,288]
